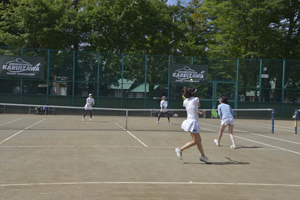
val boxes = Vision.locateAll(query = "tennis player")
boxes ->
[82,93,94,122]
[175,87,211,164]
[214,96,236,149]
[156,96,171,124]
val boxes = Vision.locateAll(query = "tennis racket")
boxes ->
[211,109,218,118]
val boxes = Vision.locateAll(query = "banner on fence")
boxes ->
[170,64,208,85]
[0,55,44,79]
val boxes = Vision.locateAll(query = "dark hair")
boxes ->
[183,86,197,98]
[219,96,228,104]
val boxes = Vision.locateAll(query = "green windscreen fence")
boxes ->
[0,46,300,118]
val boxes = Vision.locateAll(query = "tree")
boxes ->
[0,0,78,50]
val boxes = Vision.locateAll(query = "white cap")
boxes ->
[89,93,92,96]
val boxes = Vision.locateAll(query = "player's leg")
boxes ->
[82,110,87,121]
[166,112,171,124]
[179,132,198,151]
[89,110,93,121]
[228,124,236,148]
[157,111,162,124]
[215,125,226,145]
[194,132,211,163]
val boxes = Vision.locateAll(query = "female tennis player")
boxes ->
[175,87,211,164]
[156,96,171,124]
[82,93,94,122]
[214,96,236,149]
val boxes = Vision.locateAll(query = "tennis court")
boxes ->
[0,113,300,200]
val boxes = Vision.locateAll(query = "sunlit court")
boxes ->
[1,112,300,200]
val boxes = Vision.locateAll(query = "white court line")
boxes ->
[197,122,300,155]
[0,181,299,187]
[236,122,295,133]
[250,133,300,145]
[115,123,148,147]
[0,146,279,151]
[0,118,23,127]
[199,121,300,145]
[233,135,300,155]
[0,145,144,148]
[0,119,46,145]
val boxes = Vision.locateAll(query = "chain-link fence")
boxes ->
[0,46,299,118]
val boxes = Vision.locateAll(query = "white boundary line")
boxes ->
[197,122,300,155]
[250,133,300,145]
[0,119,46,145]
[235,122,295,133]
[115,123,148,147]
[0,181,299,187]
[0,118,23,127]
[233,135,300,155]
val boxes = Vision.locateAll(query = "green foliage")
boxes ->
[0,0,77,49]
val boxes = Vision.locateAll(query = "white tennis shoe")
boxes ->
[89,118,93,122]
[230,144,237,149]
[200,156,212,164]
[214,139,220,146]
[82,118,84,121]
[168,121,171,124]
[175,148,182,160]
[156,121,159,124]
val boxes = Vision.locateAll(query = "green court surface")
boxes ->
[0,114,300,200]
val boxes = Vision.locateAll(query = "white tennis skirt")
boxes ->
[84,104,92,110]
[221,118,234,125]
[181,119,200,133]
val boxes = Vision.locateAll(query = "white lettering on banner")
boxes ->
[2,58,41,77]
[172,66,206,83]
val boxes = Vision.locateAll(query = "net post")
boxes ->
[126,109,128,130]
[272,109,274,134]
[295,109,298,135]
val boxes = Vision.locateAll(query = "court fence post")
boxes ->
[144,54,148,109]
[295,109,298,134]
[97,52,100,107]
[46,49,50,104]
[272,109,274,134]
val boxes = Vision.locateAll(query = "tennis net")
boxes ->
[0,103,274,133]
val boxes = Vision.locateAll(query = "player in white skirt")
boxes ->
[82,93,94,121]
[213,96,236,149]
[175,87,211,164]
[156,96,171,124]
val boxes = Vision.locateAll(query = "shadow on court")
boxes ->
[184,157,250,165]
[238,145,263,149]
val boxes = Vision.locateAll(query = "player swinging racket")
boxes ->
[82,93,94,122]
[213,96,236,149]
[156,96,171,124]
[175,86,212,164]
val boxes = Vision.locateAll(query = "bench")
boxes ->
[29,106,54,115]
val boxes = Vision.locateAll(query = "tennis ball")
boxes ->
[190,78,193,81]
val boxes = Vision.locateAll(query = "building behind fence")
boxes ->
[0,46,299,118]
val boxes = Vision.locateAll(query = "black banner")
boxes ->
[170,64,208,85]
[0,55,44,79]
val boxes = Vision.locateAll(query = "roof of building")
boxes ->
[129,83,159,93]
[108,79,135,90]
